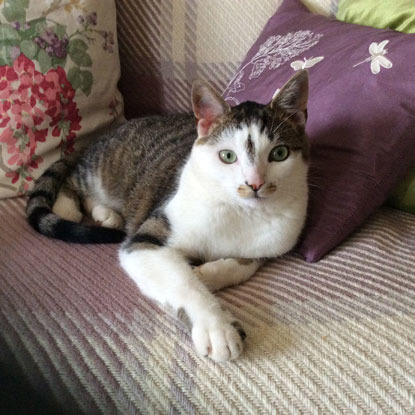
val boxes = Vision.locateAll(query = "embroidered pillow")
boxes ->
[0,0,124,197]
[224,0,415,262]
[337,0,415,215]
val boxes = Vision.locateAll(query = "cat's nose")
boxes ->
[245,180,264,191]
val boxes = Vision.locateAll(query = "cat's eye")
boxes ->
[219,150,237,164]
[269,145,289,162]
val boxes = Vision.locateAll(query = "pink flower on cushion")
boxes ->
[8,144,32,166]
[0,54,82,194]
[6,171,20,184]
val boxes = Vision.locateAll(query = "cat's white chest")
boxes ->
[166,195,303,261]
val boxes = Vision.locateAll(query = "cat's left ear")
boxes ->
[269,70,309,128]
[192,80,230,137]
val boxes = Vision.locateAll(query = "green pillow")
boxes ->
[387,170,415,214]
[337,0,415,214]
[337,0,415,33]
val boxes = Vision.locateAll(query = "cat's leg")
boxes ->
[194,258,264,292]
[52,185,83,223]
[119,218,246,362]
[83,198,124,229]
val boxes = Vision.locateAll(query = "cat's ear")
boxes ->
[192,80,230,137]
[269,70,309,128]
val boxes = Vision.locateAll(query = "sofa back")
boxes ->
[116,0,337,119]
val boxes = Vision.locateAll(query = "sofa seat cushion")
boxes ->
[1,198,415,413]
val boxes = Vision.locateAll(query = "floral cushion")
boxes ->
[0,0,124,197]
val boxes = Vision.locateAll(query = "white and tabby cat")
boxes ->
[27,70,310,361]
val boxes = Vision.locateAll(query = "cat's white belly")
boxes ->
[167,200,305,261]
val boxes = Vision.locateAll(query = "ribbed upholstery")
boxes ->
[1,197,414,414]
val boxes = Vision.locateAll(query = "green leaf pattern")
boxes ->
[0,24,20,64]
[37,48,52,73]
[20,38,38,59]
[0,2,115,96]
[2,0,29,23]
[68,38,92,67]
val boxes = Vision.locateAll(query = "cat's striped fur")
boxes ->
[26,113,195,243]
[27,70,310,361]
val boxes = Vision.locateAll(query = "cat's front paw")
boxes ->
[192,319,246,362]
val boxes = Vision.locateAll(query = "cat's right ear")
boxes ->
[269,70,309,129]
[192,80,230,138]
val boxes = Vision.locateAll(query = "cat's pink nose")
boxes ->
[246,180,264,191]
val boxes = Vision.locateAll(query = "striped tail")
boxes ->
[26,159,125,244]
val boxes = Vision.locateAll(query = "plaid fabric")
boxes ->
[116,0,339,118]
[1,198,415,413]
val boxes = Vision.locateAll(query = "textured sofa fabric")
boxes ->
[1,0,415,414]
[1,198,415,413]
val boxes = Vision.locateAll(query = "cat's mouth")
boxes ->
[237,183,277,200]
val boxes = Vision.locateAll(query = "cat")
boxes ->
[26,70,310,362]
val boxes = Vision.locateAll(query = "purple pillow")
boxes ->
[224,0,415,262]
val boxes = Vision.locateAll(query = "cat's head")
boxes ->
[190,70,310,208]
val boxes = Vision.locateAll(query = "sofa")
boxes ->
[1,0,415,414]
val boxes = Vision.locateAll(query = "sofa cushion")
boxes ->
[1,197,415,412]
[0,0,124,198]
[224,0,415,262]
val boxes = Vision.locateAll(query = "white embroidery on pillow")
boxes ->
[224,30,323,102]
[225,96,241,106]
[290,56,324,71]
[353,40,393,74]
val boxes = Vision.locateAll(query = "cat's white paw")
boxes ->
[192,319,246,362]
[92,205,123,229]
[53,193,83,223]
[53,204,83,223]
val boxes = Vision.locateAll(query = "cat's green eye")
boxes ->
[269,145,289,162]
[219,150,237,164]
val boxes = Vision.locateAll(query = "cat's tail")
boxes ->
[26,158,126,244]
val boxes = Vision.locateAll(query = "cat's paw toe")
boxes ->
[192,320,245,362]
[92,206,123,229]
[102,212,123,229]
[231,321,247,341]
